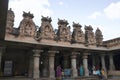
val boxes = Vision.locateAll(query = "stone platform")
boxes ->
[0,76,100,80]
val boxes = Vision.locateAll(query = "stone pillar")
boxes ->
[48,51,57,79]
[28,54,33,77]
[109,53,115,70]
[71,52,78,77]
[101,54,107,72]
[0,47,5,72]
[83,53,89,76]
[32,50,43,80]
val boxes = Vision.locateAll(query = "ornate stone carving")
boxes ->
[6,8,15,33]
[56,19,71,42]
[35,16,55,41]
[85,25,96,45]
[95,28,103,45]
[72,22,85,43]
[19,11,36,37]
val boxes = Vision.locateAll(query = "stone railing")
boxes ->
[103,37,120,48]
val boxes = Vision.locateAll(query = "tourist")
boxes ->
[96,69,101,79]
[93,68,97,76]
[101,68,107,80]
[79,64,84,76]
[88,65,92,75]
[92,65,96,75]
[61,69,64,80]
[56,65,62,79]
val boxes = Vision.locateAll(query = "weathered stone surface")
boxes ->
[72,22,85,43]
[35,16,55,41]
[19,11,36,37]
[95,28,103,46]
[103,37,120,48]
[6,8,14,33]
[85,25,96,45]
[56,19,71,42]
[4,9,114,48]
[108,70,120,76]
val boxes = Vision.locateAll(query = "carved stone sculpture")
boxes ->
[72,22,85,43]
[6,8,15,33]
[56,19,71,42]
[85,25,96,45]
[95,28,103,45]
[18,11,36,37]
[35,16,55,41]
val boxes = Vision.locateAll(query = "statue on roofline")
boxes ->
[85,25,96,45]
[35,16,55,41]
[72,22,85,43]
[19,11,36,37]
[95,28,103,46]
[56,19,71,42]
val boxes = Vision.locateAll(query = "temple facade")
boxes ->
[0,8,120,80]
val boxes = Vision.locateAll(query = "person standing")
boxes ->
[56,65,62,79]
[79,64,84,76]
[101,68,107,79]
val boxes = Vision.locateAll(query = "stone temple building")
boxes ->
[0,2,120,80]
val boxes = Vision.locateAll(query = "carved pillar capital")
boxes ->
[33,50,43,57]
[48,50,59,53]
[83,53,89,59]
[71,52,79,59]
[48,50,59,57]
[33,50,43,54]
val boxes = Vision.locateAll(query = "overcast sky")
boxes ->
[9,0,120,41]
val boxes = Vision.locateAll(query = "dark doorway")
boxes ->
[55,53,64,77]
[114,53,120,70]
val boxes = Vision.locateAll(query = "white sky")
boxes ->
[8,0,120,41]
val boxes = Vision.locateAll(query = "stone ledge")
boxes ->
[108,71,120,76]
